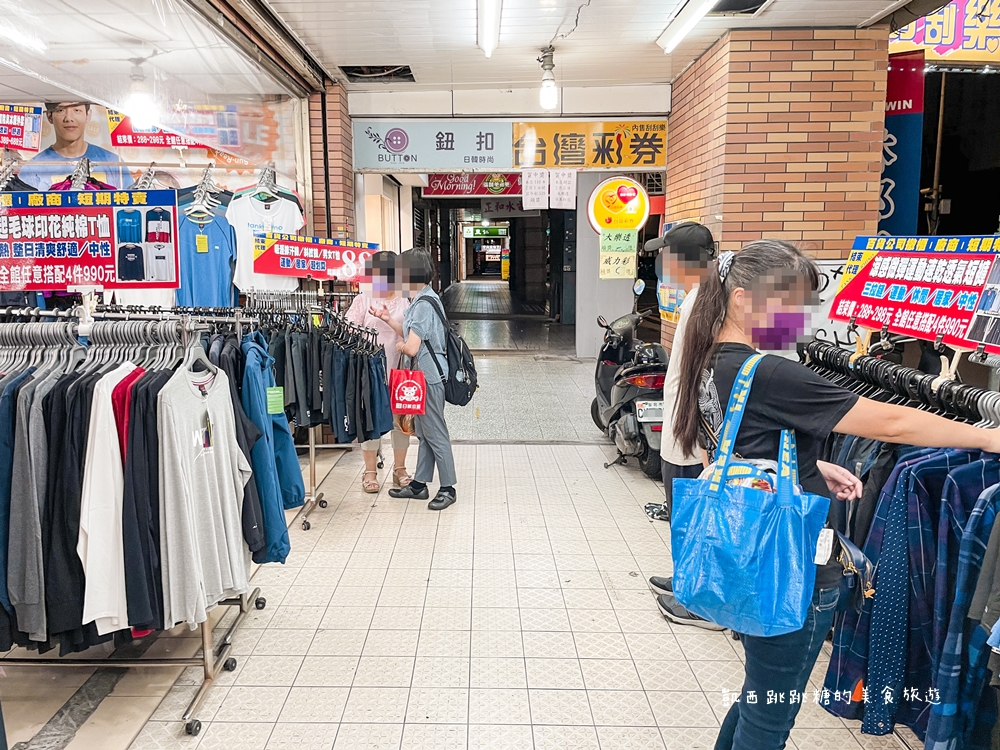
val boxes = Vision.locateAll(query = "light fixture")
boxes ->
[657,0,722,55]
[477,0,502,58]
[538,46,558,111]
[125,60,159,130]
[481,218,491,227]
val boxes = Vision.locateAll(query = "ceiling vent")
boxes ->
[340,65,415,84]
[708,0,769,15]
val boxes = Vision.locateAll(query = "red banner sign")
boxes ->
[106,110,208,149]
[0,190,180,290]
[423,172,521,197]
[0,105,42,153]
[831,235,1000,352]
[253,233,379,281]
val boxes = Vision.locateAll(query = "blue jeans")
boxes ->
[715,587,840,750]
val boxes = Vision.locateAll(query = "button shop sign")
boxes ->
[599,229,638,280]
[587,177,650,234]
[253,233,378,281]
[830,234,1000,353]
[0,105,42,153]
[0,190,179,291]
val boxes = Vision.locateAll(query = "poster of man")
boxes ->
[17,101,134,190]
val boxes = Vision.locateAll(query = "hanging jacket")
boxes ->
[241,333,299,564]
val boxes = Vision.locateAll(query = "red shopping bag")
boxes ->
[389,367,427,415]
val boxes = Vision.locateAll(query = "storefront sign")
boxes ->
[354,120,513,171]
[890,0,1000,64]
[880,51,925,236]
[423,173,521,197]
[521,169,549,210]
[501,247,510,280]
[0,105,42,153]
[830,235,1000,353]
[253,233,378,281]
[106,110,206,149]
[549,169,578,210]
[599,229,638,280]
[587,176,650,234]
[0,190,179,290]
[481,199,538,218]
[513,121,666,169]
[462,226,508,238]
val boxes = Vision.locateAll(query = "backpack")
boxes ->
[414,296,478,406]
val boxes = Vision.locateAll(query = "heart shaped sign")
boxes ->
[617,186,638,204]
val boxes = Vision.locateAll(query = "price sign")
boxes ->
[599,229,638,280]
[253,233,378,281]
[831,235,1000,352]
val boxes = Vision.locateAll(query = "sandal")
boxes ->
[362,470,380,494]
[393,467,412,488]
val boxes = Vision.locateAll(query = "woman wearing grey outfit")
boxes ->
[373,249,458,511]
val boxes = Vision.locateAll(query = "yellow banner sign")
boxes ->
[588,176,650,233]
[512,121,666,169]
[890,0,1000,63]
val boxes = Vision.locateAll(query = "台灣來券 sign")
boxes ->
[513,121,666,169]
[599,229,638,280]
[890,0,1000,64]
[0,190,179,290]
[0,105,42,152]
[588,177,650,234]
[253,233,378,281]
[830,235,1000,353]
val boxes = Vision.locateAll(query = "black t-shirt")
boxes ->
[698,343,860,588]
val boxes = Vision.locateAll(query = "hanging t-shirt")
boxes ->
[117,244,145,282]
[145,208,172,244]
[158,367,252,629]
[226,195,303,293]
[176,214,237,307]
[698,342,859,589]
[116,210,143,244]
[18,143,135,191]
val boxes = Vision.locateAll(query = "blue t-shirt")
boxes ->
[176,214,237,307]
[18,143,134,190]
[116,209,143,244]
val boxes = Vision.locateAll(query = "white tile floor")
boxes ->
[115,441,879,750]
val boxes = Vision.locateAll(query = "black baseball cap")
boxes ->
[644,221,716,262]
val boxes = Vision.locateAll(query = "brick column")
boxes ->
[308,82,354,238]
[662,27,888,349]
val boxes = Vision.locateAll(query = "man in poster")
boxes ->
[18,102,134,190]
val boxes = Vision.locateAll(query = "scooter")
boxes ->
[591,279,669,479]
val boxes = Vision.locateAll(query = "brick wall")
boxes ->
[661,26,888,349]
[308,83,354,238]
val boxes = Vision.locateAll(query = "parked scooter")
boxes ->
[591,279,669,479]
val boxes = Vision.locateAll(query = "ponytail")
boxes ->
[672,240,820,457]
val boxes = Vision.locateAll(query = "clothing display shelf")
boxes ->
[0,307,266,739]
[243,288,369,531]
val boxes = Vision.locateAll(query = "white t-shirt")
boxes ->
[660,285,702,466]
[226,195,304,293]
[79,362,136,635]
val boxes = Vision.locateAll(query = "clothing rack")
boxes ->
[132,163,157,191]
[0,311,268,738]
[0,158,18,191]
[70,158,91,190]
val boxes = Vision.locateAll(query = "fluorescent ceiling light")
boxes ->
[0,21,46,54]
[478,0,502,58]
[657,0,722,55]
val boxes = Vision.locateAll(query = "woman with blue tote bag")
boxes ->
[670,240,1000,750]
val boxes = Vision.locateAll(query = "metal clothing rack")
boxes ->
[0,309,268,737]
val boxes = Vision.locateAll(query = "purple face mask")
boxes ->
[752,311,807,350]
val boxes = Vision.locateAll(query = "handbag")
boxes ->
[671,353,832,637]
[835,531,875,612]
[394,413,416,436]
[389,356,427,415]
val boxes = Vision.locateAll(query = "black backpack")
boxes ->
[415,296,478,406]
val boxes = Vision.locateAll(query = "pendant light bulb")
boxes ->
[538,47,559,111]
[125,61,160,130]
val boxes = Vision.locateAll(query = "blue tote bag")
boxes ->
[670,354,831,637]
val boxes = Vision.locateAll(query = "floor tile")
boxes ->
[470,658,528,689]
[646,691,720,727]
[525,658,586,690]
[214,685,289,723]
[196,721,273,750]
[580,658,643,690]
[660,727,721,749]
[333,723,403,750]
[399,723,467,750]
[587,689,656,726]
[528,689,594,725]
[265,722,340,749]
[342,686,409,723]
[597,726,667,750]
[467,724,534,750]
[532,724,600,750]
[352,656,414,688]
[411,656,471,688]
[278,686,349,723]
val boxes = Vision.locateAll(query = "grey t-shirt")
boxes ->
[404,287,449,384]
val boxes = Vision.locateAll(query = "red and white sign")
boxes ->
[423,173,521,197]
[0,105,42,153]
[831,235,1000,353]
[253,233,378,281]
[106,111,207,150]
[0,190,180,291]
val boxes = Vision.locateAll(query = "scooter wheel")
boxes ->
[638,442,661,480]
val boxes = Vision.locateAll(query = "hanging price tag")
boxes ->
[196,234,209,253]
[266,387,284,415]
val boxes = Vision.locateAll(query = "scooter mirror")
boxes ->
[597,315,609,328]
[633,279,646,296]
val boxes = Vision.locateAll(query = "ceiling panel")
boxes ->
[264,0,898,90]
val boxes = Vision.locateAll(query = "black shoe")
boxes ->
[389,484,429,500]
[427,490,456,511]
[648,576,673,596]
[656,594,726,631]
[645,503,671,522]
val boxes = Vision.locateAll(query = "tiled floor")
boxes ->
[443,281,547,319]
[455,320,575,354]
